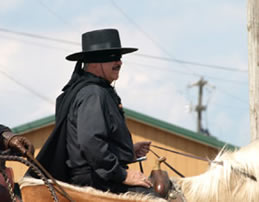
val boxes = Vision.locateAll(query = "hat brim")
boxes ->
[66,48,138,61]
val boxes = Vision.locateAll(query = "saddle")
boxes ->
[149,157,185,202]
[0,167,14,188]
[0,160,16,202]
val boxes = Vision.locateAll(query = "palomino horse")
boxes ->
[19,177,168,202]
[19,139,259,202]
[175,138,259,202]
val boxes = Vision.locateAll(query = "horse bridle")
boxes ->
[150,145,257,182]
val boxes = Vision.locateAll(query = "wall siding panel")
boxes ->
[8,118,219,182]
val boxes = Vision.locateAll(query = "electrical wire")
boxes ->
[110,0,171,56]
[124,61,247,85]
[0,34,70,52]
[109,0,198,76]
[0,29,248,108]
[0,36,248,108]
[0,32,248,86]
[36,0,81,34]
[0,27,246,73]
[217,88,248,104]
[0,27,79,46]
[0,27,249,109]
[136,54,247,73]
[0,65,55,105]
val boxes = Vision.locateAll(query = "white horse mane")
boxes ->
[175,139,259,202]
[19,177,167,202]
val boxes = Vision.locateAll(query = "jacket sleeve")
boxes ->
[76,91,127,183]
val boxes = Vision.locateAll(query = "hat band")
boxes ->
[83,55,121,63]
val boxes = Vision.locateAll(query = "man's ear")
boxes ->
[91,63,99,69]
[87,63,101,75]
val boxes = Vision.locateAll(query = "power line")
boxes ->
[0,27,246,73]
[125,61,248,85]
[217,87,248,104]
[0,31,248,84]
[1,34,248,103]
[110,0,172,57]
[0,34,70,52]
[136,54,248,73]
[209,102,249,111]
[0,30,249,105]
[0,65,55,105]
[0,31,249,85]
[109,1,246,75]
[109,0,200,76]
[36,0,81,34]
[109,0,247,74]
[0,28,249,103]
[0,27,79,45]
[126,61,248,107]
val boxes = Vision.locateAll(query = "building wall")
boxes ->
[7,119,219,182]
[127,119,218,177]
[6,125,54,182]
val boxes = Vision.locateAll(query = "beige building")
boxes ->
[8,108,235,182]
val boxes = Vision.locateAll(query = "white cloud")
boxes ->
[0,39,22,66]
[0,0,23,13]
[0,0,250,147]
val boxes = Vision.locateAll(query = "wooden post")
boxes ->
[247,0,259,141]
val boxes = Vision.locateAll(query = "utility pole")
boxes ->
[190,77,208,134]
[247,0,259,141]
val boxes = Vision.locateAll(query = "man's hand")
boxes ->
[134,141,151,158]
[2,132,34,156]
[123,170,153,188]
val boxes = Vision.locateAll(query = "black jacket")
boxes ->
[29,62,134,183]
[0,125,10,135]
[0,125,11,150]
[66,74,134,184]
[27,62,92,182]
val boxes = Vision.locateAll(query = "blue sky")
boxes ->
[0,0,249,147]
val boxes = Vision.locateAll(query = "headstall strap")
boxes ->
[151,145,257,182]
[168,178,187,202]
[149,149,185,178]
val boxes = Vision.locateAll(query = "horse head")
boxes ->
[174,139,259,202]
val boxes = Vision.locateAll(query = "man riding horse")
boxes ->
[0,124,34,202]
[27,28,175,199]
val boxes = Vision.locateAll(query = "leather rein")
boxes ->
[150,145,257,181]
[0,150,74,202]
[25,152,75,202]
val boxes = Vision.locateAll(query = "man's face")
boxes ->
[99,60,122,83]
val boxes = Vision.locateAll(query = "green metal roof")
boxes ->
[11,108,237,150]
[12,115,55,134]
[124,108,236,150]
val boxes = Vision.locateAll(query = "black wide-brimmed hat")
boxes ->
[66,29,138,62]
